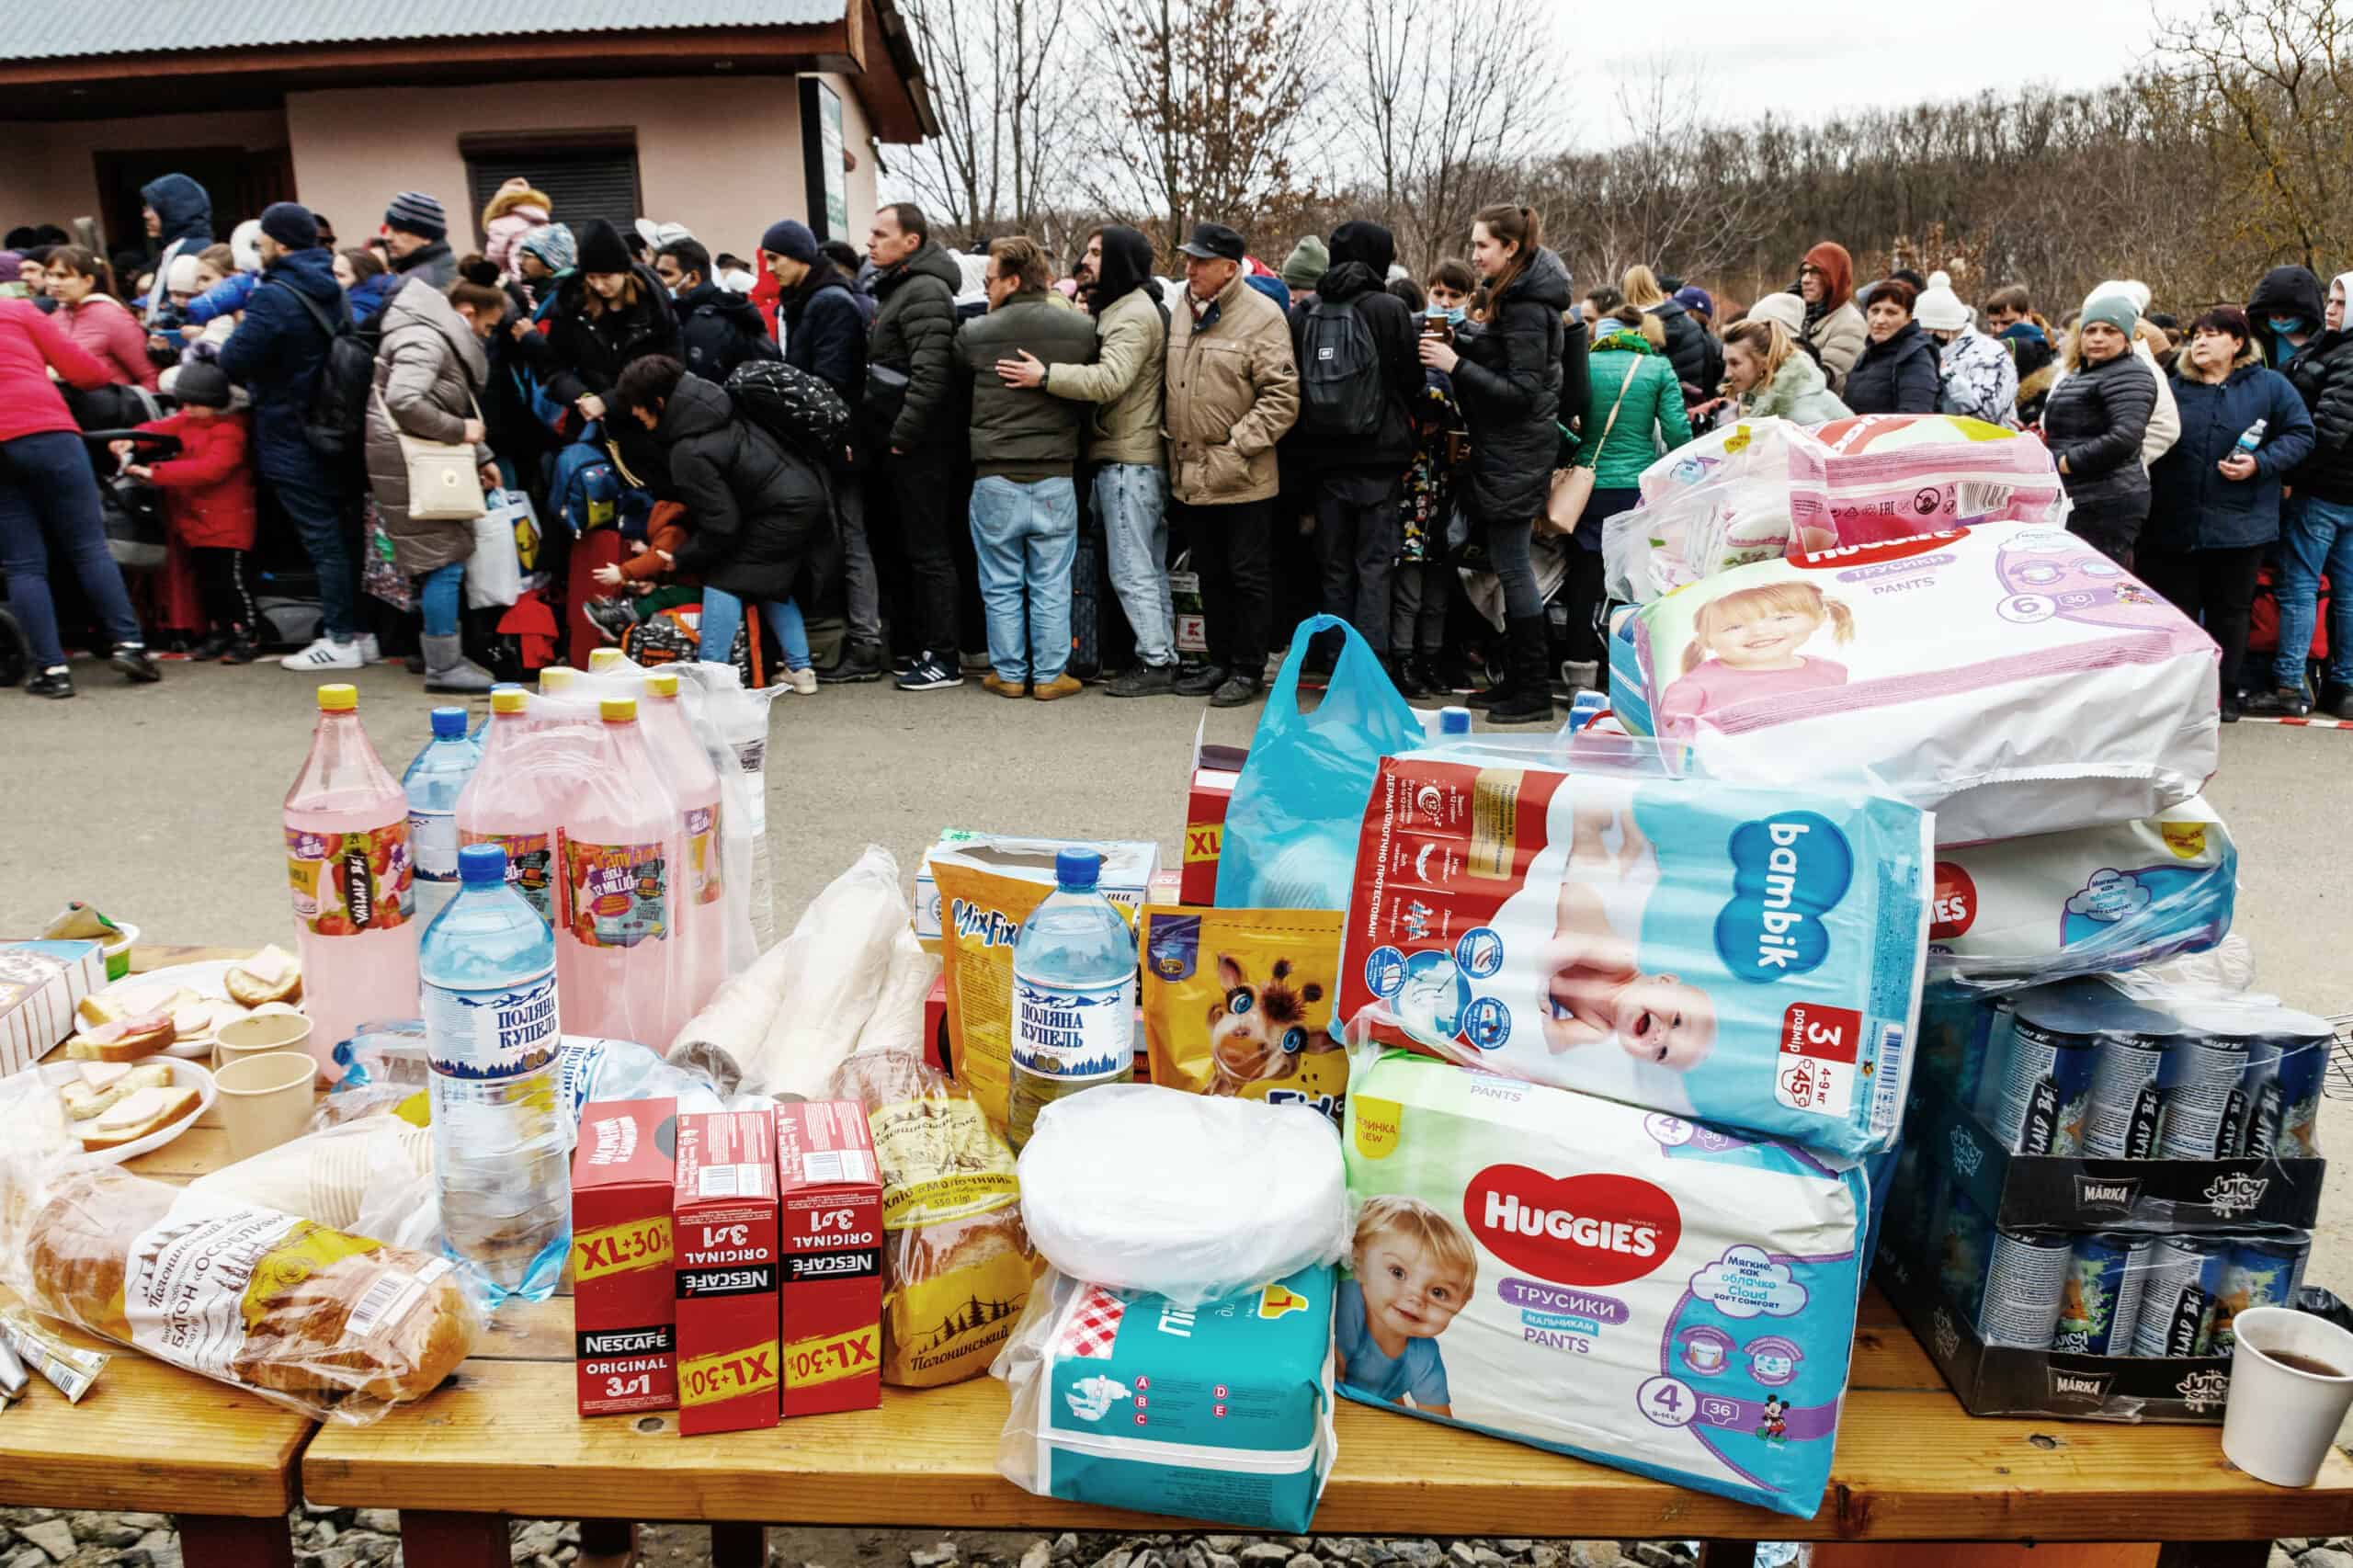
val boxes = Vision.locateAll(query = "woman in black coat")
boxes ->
[1842,280,1940,415]
[2043,292,2160,564]
[517,218,681,433]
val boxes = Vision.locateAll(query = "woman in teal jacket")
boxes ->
[1567,306,1691,674]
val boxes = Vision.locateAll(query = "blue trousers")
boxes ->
[417,562,464,638]
[264,445,358,641]
[699,586,810,668]
[0,429,144,668]
[2275,494,2353,689]
[969,474,1078,683]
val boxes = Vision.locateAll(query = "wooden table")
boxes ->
[12,945,2353,1568]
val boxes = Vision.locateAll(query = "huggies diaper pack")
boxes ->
[1334,751,1929,1158]
[994,1265,1337,1532]
[1927,799,2237,978]
[1340,1049,1866,1519]
[1608,522,2220,844]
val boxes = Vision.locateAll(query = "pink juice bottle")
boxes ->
[639,670,726,1041]
[558,696,683,1046]
[283,683,421,1079]
[457,686,572,935]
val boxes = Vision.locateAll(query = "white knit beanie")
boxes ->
[165,253,204,293]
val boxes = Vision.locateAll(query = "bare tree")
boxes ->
[890,0,1085,248]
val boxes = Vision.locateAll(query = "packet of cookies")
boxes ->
[830,1050,1036,1386]
[932,860,1057,1131]
[1138,905,1348,1128]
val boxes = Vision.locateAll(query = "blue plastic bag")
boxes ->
[1215,615,1425,910]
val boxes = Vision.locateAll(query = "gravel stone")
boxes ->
[17,1522,74,1562]
[1022,1542,1054,1568]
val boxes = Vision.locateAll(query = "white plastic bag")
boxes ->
[1016,1085,1349,1307]
[463,489,529,609]
[668,662,786,964]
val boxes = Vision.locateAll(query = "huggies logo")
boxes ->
[1714,813,1856,983]
[1464,1166,1682,1288]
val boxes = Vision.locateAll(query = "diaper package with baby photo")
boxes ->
[1333,749,1929,1158]
[1140,906,1348,1126]
[1926,799,2237,979]
[994,1264,1337,1532]
[1609,521,2220,844]
[1340,1049,1866,1518]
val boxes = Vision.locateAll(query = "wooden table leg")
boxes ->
[2154,1544,2272,1568]
[579,1519,638,1564]
[711,1521,767,1568]
[399,1509,509,1568]
[177,1515,295,1568]
[1696,1546,1757,1568]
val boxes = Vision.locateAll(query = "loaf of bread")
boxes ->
[10,1164,474,1415]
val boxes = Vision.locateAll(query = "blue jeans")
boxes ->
[699,586,811,668]
[969,474,1078,683]
[265,447,358,641]
[2275,494,2353,689]
[0,429,144,668]
[417,562,464,638]
[1095,463,1173,667]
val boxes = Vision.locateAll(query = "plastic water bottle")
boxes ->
[422,843,569,1301]
[2237,418,2268,456]
[1007,849,1137,1151]
[284,684,420,1080]
[404,707,482,926]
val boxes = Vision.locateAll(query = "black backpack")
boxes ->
[1299,296,1383,438]
[271,278,377,460]
[725,358,851,461]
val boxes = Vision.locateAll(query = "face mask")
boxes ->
[1444,306,1466,326]
[2270,316,2304,336]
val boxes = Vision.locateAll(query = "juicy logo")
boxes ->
[1714,814,1855,983]
[2177,1369,2229,1411]
[2203,1172,2268,1215]
[952,899,1021,948]
[1465,1166,1681,1288]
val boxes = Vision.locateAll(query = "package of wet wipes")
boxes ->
[1334,748,1929,1158]
[1610,521,2220,844]
[1340,1049,1864,1518]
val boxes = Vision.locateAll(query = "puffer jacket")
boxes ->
[363,277,493,575]
[1163,268,1300,506]
[1578,327,1691,489]
[1648,297,1721,402]
[2048,337,2180,466]
[219,245,346,474]
[348,271,397,326]
[2148,356,2315,551]
[1936,325,2018,425]
[1805,301,1868,392]
[1842,322,1940,415]
[867,240,962,450]
[1284,221,1421,479]
[780,262,868,402]
[662,372,833,603]
[955,290,1097,480]
[1451,246,1571,522]
[481,181,551,279]
[2287,320,2353,505]
[524,265,681,409]
[1043,282,1166,467]
[2042,349,2158,506]
[133,408,256,551]
[55,293,156,389]
[1737,348,1851,426]
[674,281,780,384]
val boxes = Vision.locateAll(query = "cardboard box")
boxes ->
[1180,717,1246,906]
[914,832,1161,950]
[570,1097,679,1417]
[0,939,105,1076]
[775,1101,884,1417]
[673,1108,780,1437]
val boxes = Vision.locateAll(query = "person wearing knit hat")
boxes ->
[134,352,260,661]
[2081,291,2140,339]
[1915,274,2018,425]
[164,252,204,301]
[1746,290,1810,341]
[381,191,455,287]
[258,201,318,254]
[2041,290,2162,565]
[574,217,634,278]
[761,219,820,267]
[519,214,680,443]
[513,222,575,305]
[1280,234,1328,295]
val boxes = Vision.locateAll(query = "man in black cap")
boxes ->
[1163,222,1299,708]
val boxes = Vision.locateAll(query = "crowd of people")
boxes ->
[3,177,2348,726]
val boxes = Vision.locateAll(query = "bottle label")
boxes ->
[686,804,723,904]
[1010,971,1136,1083]
[286,820,413,937]
[411,808,459,892]
[461,829,557,925]
[562,837,668,949]
[423,963,560,1079]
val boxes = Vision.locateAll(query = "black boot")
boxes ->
[1487,617,1558,725]
[1393,655,1432,699]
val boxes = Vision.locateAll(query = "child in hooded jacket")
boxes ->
[121,361,260,659]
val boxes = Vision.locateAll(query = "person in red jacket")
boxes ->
[0,297,160,698]
[120,362,259,661]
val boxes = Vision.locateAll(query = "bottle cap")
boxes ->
[600,696,638,722]
[644,670,680,699]
[588,649,626,673]
[458,842,508,886]
[316,684,358,712]
[540,667,576,692]
[430,706,468,739]
[1440,705,1472,734]
[491,686,529,714]
[1055,847,1103,889]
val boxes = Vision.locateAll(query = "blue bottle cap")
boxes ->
[1055,847,1103,889]
[430,706,469,739]
[458,842,508,885]
[1439,705,1473,734]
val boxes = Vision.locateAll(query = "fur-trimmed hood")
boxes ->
[481,179,552,230]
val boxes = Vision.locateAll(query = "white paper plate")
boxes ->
[93,960,301,1060]
[40,1056,217,1165]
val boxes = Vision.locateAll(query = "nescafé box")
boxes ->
[570,1096,678,1416]
[674,1107,780,1436]
[776,1100,884,1417]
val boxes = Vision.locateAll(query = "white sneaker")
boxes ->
[280,635,365,671]
[358,633,382,665]
[787,666,818,695]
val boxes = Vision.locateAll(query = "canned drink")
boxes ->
[2084,1029,2168,1158]
[2054,1233,2153,1355]
[2155,1032,2254,1159]
[2212,1237,2311,1353]
[2244,1030,2326,1161]
[1993,1015,2095,1155]
[2129,1235,2228,1358]
[1974,1228,2073,1348]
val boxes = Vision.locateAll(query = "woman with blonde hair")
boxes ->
[1722,318,1850,425]
[1621,263,1716,403]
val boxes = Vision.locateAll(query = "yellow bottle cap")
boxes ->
[588,648,625,673]
[540,667,576,692]
[599,696,638,722]
[491,686,529,714]
[316,683,358,712]
[644,670,679,699]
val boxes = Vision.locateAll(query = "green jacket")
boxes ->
[1577,331,1692,489]
[954,290,1098,481]
[1043,285,1167,468]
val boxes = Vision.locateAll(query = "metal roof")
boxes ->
[3,0,847,61]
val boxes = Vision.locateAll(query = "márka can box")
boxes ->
[776,1100,884,1417]
[571,1096,678,1417]
[673,1107,780,1436]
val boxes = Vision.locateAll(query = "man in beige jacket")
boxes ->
[1161,222,1301,708]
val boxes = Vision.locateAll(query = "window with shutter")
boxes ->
[462,133,642,251]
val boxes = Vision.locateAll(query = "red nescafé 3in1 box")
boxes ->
[673,1107,780,1436]
[570,1096,678,1417]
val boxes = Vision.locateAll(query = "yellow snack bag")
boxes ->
[1138,905,1348,1127]
[933,861,1055,1131]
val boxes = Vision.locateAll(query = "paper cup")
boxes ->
[2222,1305,2353,1486]
[215,1011,314,1070]
[214,1051,319,1163]
[101,922,140,982]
